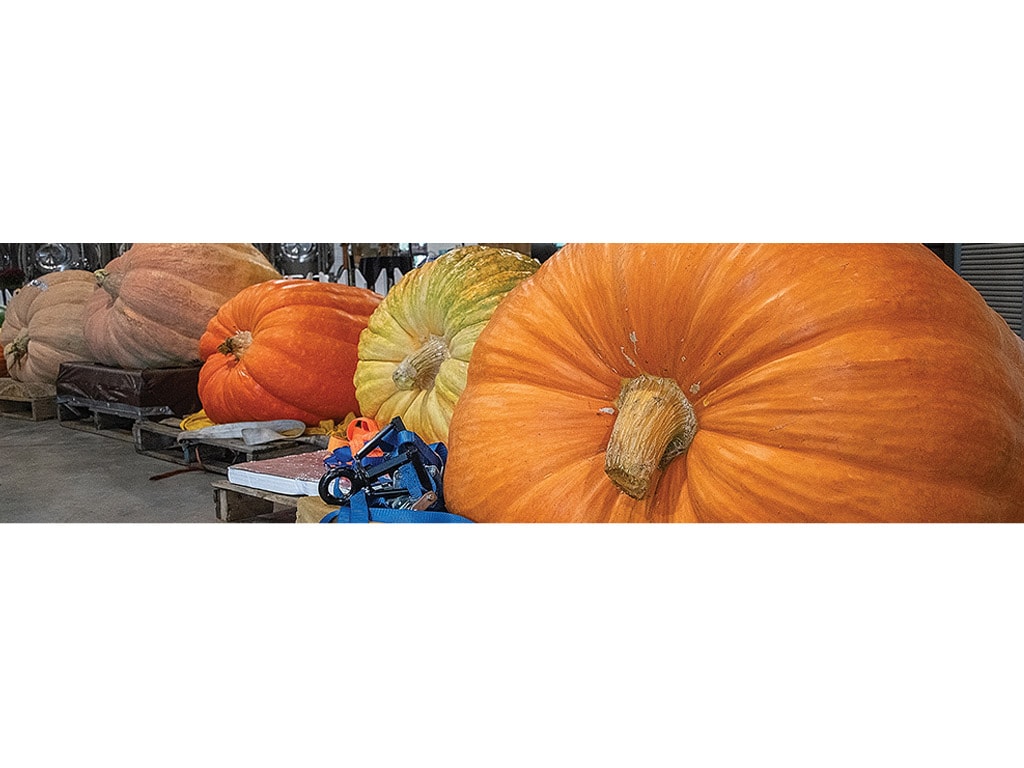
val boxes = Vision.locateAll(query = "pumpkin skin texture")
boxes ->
[353,245,540,443]
[83,243,281,369]
[445,243,1024,523]
[198,279,382,426]
[1,270,96,385]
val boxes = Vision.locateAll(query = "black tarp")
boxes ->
[55,362,202,418]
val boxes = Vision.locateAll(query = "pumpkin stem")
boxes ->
[605,374,698,500]
[218,330,254,359]
[393,335,450,391]
[5,331,30,368]
[94,268,123,298]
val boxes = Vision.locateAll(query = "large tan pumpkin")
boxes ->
[445,243,1024,523]
[0,317,7,378]
[83,243,281,369]
[1,271,96,385]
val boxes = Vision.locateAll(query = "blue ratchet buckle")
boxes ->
[318,417,473,523]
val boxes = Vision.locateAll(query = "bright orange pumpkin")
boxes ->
[445,243,1024,523]
[198,278,382,425]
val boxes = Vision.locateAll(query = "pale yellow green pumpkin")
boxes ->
[354,245,539,443]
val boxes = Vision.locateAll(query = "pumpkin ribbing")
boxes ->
[354,245,539,443]
[0,270,96,385]
[444,243,1024,523]
[198,278,382,425]
[83,243,281,369]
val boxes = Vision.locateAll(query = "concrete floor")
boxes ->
[1,415,223,523]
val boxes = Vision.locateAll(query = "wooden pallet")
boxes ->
[211,479,301,523]
[132,420,195,463]
[0,392,57,421]
[57,400,139,441]
[133,420,325,476]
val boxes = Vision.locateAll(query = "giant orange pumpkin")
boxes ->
[445,243,1024,523]
[83,243,281,369]
[198,278,382,425]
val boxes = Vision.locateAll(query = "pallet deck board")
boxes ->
[132,420,194,463]
[55,396,325,475]
[0,393,57,421]
[57,401,138,441]
[211,479,300,523]
[134,420,325,475]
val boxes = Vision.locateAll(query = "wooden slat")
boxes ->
[211,480,299,523]
[0,393,57,421]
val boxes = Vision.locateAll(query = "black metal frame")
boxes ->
[253,243,417,291]
[346,243,413,292]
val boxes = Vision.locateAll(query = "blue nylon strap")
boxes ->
[318,501,474,524]
[367,508,474,524]
[349,492,371,523]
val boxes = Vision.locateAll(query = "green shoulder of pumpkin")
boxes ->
[369,265,438,341]
[430,246,539,325]
[359,245,540,360]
